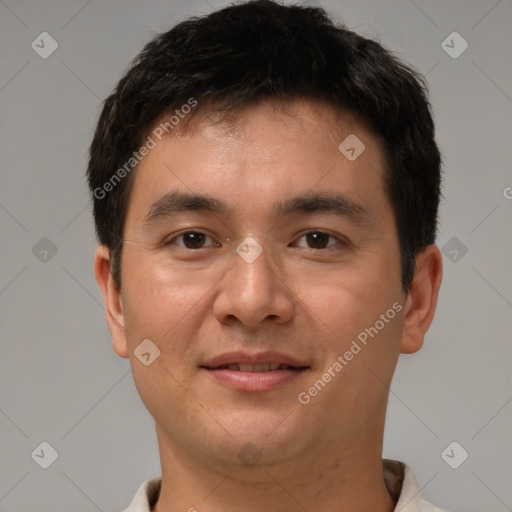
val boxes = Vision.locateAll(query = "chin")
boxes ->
[214,410,311,462]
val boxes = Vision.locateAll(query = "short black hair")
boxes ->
[87,0,441,292]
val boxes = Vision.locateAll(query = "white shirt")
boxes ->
[122,459,448,512]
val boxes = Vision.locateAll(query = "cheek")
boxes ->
[122,281,180,343]
[303,257,402,328]
[121,249,206,341]
[303,287,404,423]
[121,270,200,425]
[302,260,404,385]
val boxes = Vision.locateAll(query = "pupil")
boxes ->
[307,232,328,249]
[184,232,204,248]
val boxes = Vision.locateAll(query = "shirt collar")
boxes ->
[123,459,444,512]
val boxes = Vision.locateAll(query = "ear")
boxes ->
[94,245,129,358]
[400,245,443,354]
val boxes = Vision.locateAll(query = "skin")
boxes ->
[95,99,442,512]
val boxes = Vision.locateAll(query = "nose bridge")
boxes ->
[214,236,293,326]
[235,239,275,294]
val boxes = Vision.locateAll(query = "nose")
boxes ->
[213,238,295,328]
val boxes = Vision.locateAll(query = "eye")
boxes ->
[164,231,220,249]
[292,231,344,250]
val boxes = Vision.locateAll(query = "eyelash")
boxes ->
[163,230,346,250]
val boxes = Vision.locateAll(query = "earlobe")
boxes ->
[400,245,443,354]
[93,245,129,358]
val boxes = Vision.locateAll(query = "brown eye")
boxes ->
[293,231,341,249]
[305,232,330,249]
[182,232,207,248]
[165,231,219,249]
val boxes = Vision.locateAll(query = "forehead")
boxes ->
[124,99,390,233]
[166,98,378,148]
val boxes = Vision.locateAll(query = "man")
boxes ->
[87,1,444,510]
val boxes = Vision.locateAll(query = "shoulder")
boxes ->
[383,459,451,512]
[121,476,162,512]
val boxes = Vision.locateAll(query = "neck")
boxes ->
[152,423,395,512]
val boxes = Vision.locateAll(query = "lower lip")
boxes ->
[202,368,306,392]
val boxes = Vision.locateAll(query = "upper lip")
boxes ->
[201,351,309,369]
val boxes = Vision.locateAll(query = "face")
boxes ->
[101,100,416,473]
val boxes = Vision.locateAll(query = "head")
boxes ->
[88,0,441,294]
[89,0,442,473]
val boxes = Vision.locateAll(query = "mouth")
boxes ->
[200,352,310,392]
[203,363,308,372]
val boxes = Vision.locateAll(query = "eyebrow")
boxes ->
[143,190,371,228]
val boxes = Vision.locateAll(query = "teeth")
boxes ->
[269,362,280,371]
[254,363,271,372]
[239,363,255,372]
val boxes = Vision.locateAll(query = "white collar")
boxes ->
[123,459,447,512]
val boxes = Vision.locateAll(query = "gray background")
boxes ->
[0,0,511,511]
